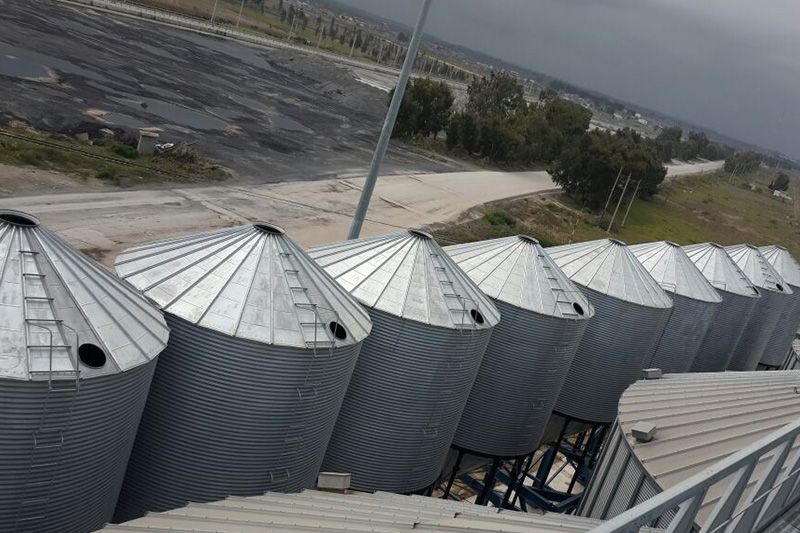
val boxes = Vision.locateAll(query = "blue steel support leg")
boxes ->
[476,459,501,506]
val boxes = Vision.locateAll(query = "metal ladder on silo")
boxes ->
[430,251,482,332]
[15,247,80,531]
[540,254,581,318]
[275,250,337,487]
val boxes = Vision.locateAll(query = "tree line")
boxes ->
[391,73,764,211]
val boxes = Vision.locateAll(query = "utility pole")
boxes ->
[316,25,324,48]
[210,0,220,23]
[287,9,298,41]
[621,180,641,227]
[349,29,358,57]
[607,173,631,233]
[236,0,245,28]
[601,168,624,217]
[348,0,433,240]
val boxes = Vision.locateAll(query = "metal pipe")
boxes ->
[347,0,433,239]
[442,449,464,499]
[602,168,624,217]
[606,172,631,233]
[476,459,501,506]
[621,180,641,227]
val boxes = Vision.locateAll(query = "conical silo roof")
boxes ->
[444,235,594,320]
[683,243,761,298]
[308,230,500,329]
[724,244,793,296]
[546,239,673,308]
[115,222,371,347]
[759,245,800,288]
[629,241,722,303]
[0,210,168,380]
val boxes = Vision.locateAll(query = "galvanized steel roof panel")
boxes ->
[444,235,594,319]
[629,241,722,303]
[683,242,760,298]
[724,244,793,295]
[104,489,659,532]
[115,223,372,347]
[760,245,800,288]
[309,230,500,329]
[546,239,673,309]
[0,210,168,380]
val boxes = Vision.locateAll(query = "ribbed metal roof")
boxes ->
[683,243,760,298]
[103,489,658,532]
[0,210,168,380]
[308,230,500,329]
[760,245,800,288]
[725,244,794,296]
[444,235,594,319]
[546,239,673,308]
[629,241,722,303]
[616,370,800,525]
[115,223,371,348]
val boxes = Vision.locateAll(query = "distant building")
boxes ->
[637,118,649,126]
[634,112,642,119]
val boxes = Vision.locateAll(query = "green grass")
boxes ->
[0,127,227,185]
[434,171,800,258]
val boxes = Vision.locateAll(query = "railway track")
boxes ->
[0,129,194,181]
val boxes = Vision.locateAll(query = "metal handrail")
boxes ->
[589,417,800,533]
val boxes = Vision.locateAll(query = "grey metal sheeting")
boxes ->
[725,244,793,370]
[114,315,362,522]
[310,230,499,493]
[0,210,168,533]
[446,235,594,457]
[579,371,800,528]
[103,489,662,532]
[683,243,760,372]
[114,223,369,521]
[630,241,722,373]
[547,239,673,425]
[321,309,492,492]
[760,245,800,367]
[1,364,155,533]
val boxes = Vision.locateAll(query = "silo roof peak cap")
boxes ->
[253,221,285,235]
[0,209,40,227]
[518,234,540,244]
[408,229,433,240]
[608,238,626,246]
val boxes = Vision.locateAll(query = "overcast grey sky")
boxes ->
[334,0,800,158]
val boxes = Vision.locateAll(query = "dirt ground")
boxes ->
[0,0,465,183]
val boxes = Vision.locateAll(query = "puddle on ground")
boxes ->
[107,95,228,130]
[0,41,103,82]
[271,116,312,133]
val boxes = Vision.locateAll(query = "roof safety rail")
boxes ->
[590,416,800,532]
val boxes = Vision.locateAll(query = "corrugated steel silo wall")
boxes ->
[691,290,757,372]
[0,363,155,533]
[579,422,671,528]
[728,290,787,371]
[553,289,671,425]
[114,315,361,523]
[452,300,588,458]
[648,293,720,373]
[761,286,800,367]
[322,309,492,493]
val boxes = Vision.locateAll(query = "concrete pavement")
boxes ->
[0,170,557,266]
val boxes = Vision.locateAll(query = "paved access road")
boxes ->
[0,170,557,266]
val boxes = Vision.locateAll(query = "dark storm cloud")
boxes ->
[334,0,800,157]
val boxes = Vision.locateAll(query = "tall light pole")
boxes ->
[348,0,433,240]
[607,173,631,233]
[621,180,641,227]
[210,0,220,24]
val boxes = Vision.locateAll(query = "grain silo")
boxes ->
[629,241,722,373]
[444,235,593,459]
[545,239,673,426]
[113,223,372,522]
[724,244,793,371]
[309,230,500,493]
[683,243,760,372]
[0,210,169,533]
[759,245,800,368]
